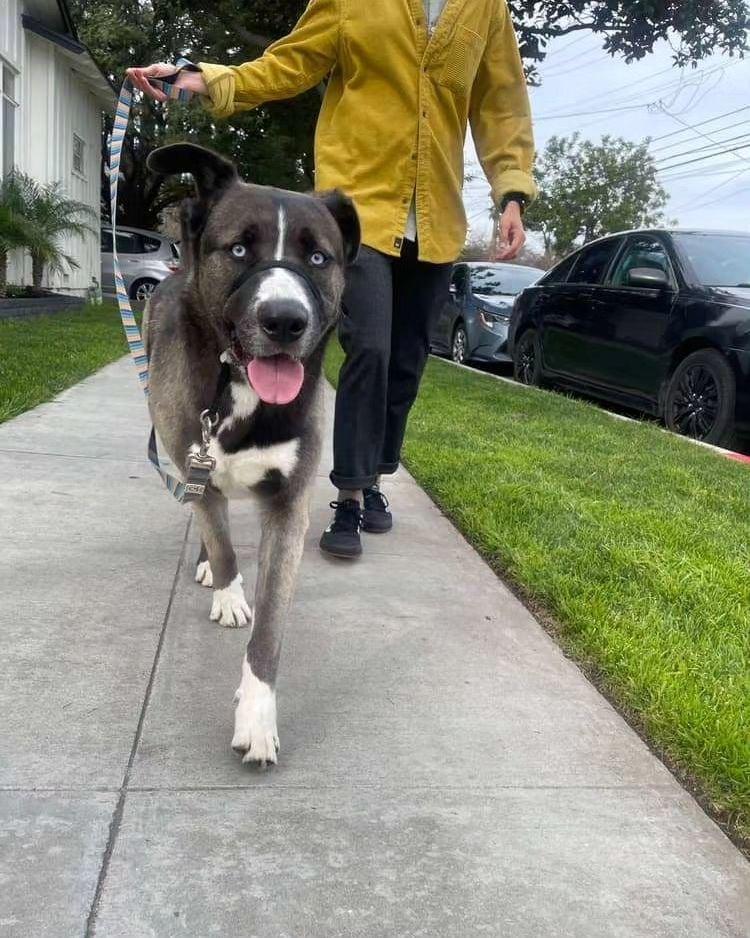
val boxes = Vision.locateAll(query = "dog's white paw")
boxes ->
[232,659,279,767]
[195,560,213,587]
[210,574,253,628]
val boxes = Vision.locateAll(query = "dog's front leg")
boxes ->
[232,493,310,766]
[192,488,252,628]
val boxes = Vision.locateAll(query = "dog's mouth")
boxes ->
[245,354,305,406]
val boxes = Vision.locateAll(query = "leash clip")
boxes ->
[183,410,218,499]
[196,408,218,461]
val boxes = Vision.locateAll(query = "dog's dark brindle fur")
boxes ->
[144,144,360,766]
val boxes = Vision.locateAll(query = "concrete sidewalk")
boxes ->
[1,358,748,937]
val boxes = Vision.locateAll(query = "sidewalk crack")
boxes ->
[83,517,192,938]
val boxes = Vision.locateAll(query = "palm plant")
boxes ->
[0,173,34,296]
[19,178,96,293]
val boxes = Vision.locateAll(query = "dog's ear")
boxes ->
[148,144,238,272]
[317,189,360,265]
[147,143,237,204]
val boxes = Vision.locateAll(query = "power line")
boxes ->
[544,50,606,79]
[542,33,590,61]
[672,169,750,214]
[650,116,750,154]
[655,131,750,168]
[654,103,750,169]
[655,141,750,173]
[649,105,750,143]
[533,63,725,121]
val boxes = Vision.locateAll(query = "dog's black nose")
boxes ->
[257,302,309,345]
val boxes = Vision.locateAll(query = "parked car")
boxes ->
[431,261,545,364]
[509,229,750,446]
[101,224,180,302]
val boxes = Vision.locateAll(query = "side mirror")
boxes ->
[627,267,670,290]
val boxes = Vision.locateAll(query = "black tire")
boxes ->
[513,328,542,386]
[130,278,159,303]
[664,348,736,447]
[451,321,469,364]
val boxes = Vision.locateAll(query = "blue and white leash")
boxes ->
[110,60,215,502]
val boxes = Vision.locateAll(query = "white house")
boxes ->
[0,0,114,295]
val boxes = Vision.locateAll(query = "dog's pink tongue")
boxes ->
[247,356,305,405]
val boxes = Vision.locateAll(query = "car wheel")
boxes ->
[664,349,736,447]
[130,278,159,303]
[451,322,468,365]
[513,329,542,386]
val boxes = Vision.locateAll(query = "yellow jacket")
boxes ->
[199,0,536,263]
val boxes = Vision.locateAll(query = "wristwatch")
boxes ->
[500,192,529,215]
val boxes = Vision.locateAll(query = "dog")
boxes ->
[143,143,360,766]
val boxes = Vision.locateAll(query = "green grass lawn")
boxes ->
[326,341,750,847]
[0,303,128,424]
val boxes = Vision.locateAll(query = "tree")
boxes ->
[523,134,668,257]
[68,0,321,228]
[0,174,34,295]
[510,0,747,78]
[18,178,97,292]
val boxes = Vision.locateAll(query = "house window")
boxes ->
[1,62,19,176]
[72,133,85,177]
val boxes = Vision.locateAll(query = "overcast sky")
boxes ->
[464,35,750,245]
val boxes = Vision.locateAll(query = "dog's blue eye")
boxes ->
[231,244,246,258]
[310,251,327,267]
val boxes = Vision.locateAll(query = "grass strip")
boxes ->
[0,303,128,424]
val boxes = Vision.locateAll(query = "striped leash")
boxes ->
[110,60,215,502]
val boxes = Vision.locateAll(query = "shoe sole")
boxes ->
[319,541,363,558]
[362,521,392,533]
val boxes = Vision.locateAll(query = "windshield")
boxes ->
[673,233,750,288]
[470,265,541,297]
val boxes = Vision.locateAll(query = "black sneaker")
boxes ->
[320,499,363,558]
[362,487,393,533]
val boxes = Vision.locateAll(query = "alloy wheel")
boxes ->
[669,364,720,440]
[134,280,157,302]
[452,326,467,364]
[518,336,537,385]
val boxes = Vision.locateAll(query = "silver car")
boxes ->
[431,262,545,364]
[101,225,180,302]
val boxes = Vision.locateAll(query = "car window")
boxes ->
[470,265,541,296]
[451,266,469,293]
[672,233,750,288]
[115,231,144,254]
[610,237,672,287]
[170,242,180,260]
[568,240,619,285]
[142,235,161,253]
[101,229,113,253]
[540,253,576,284]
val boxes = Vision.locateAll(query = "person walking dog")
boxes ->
[128,0,536,559]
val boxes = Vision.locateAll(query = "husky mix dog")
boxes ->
[143,143,360,766]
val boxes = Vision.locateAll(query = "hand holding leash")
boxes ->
[125,61,207,102]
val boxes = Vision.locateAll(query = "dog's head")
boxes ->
[147,143,360,405]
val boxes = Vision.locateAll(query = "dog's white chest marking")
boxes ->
[188,380,299,497]
[224,381,259,426]
[207,437,299,497]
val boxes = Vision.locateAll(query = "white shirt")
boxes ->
[404,0,447,241]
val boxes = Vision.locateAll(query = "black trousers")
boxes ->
[330,239,452,490]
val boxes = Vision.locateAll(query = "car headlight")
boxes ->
[479,308,511,327]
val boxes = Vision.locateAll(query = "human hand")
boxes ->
[125,63,207,102]
[495,202,526,261]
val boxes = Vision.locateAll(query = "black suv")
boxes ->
[508,229,750,446]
